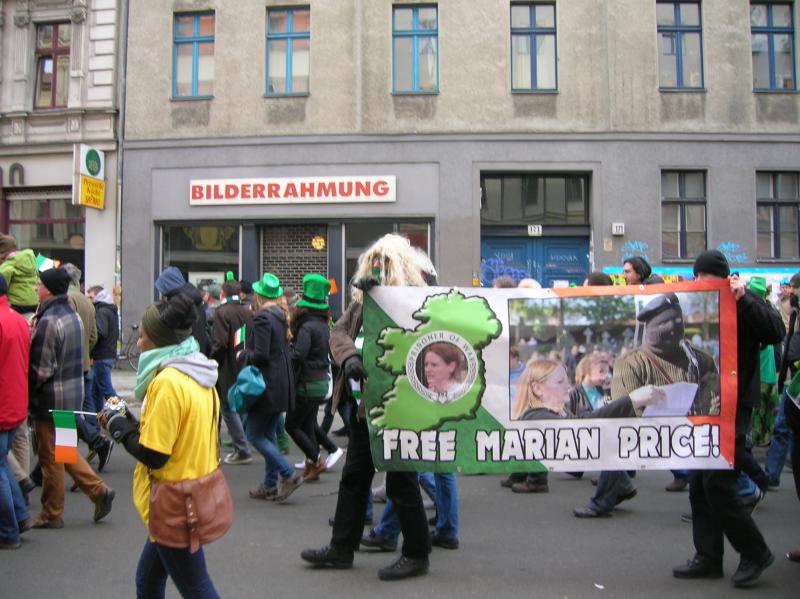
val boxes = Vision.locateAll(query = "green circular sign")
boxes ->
[85,149,101,177]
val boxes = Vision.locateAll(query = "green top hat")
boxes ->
[296,273,331,310]
[748,275,768,299]
[252,273,283,299]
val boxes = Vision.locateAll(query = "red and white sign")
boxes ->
[189,175,396,206]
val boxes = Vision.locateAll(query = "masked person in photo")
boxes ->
[100,290,228,598]
[301,233,433,581]
[613,293,720,417]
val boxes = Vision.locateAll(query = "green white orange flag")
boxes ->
[52,410,78,464]
[233,324,246,348]
[35,253,55,271]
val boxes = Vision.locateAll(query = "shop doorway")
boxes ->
[480,236,589,287]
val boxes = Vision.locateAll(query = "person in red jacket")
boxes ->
[0,273,32,549]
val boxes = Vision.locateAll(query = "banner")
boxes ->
[361,280,737,473]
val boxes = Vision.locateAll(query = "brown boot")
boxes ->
[304,456,327,481]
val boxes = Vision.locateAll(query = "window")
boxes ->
[481,174,588,225]
[6,195,84,273]
[163,225,239,282]
[34,23,71,109]
[661,170,707,260]
[656,1,703,89]
[392,5,438,93]
[173,12,215,98]
[510,3,557,91]
[266,7,310,95]
[751,2,796,90]
[757,172,799,259]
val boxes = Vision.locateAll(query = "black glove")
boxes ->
[353,277,380,292]
[343,355,367,383]
[106,412,139,444]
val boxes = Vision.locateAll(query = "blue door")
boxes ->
[480,237,590,287]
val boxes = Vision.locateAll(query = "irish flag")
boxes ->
[35,253,56,272]
[52,410,78,464]
[233,324,246,348]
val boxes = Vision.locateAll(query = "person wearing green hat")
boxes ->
[239,273,303,502]
[287,275,343,481]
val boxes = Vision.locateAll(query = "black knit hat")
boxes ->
[693,250,730,279]
[39,267,71,296]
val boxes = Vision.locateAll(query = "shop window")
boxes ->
[262,224,327,292]
[393,5,439,93]
[656,1,703,89]
[344,222,430,305]
[6,195,84,274]
[173,12,215,98]
[661,170,707,260]
[757,171,799,259]
[34,22,71,109]
[510,2,557,91]
[480,174,588,226]
[266,6,311,95]
[162,224,238,289]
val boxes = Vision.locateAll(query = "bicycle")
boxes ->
[117,324,141,370]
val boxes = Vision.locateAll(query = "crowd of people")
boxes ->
[2,228,799,593]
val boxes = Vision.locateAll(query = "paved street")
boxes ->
[2,369,797,598]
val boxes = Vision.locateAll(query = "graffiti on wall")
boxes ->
[479,257,531,287]
[619,240,651,263]
[715,242,749,265]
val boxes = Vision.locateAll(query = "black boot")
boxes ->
[378,555,429,581]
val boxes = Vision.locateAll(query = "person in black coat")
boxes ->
[87,287,120,412]
[154,267,212,357]
[673,250,785,588]
[238,273,302,503]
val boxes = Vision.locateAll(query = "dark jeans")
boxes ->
[217,385,250,456]
[287,396,337,461]
[322,397,351,434]
[330,406,430,559]
[784,397,800,500]
[91,358,118,412]
[689,407,769,563]
[0,429,29,544]
[75,371,106,451]
[589,470,635,513]
[135,539,220,599]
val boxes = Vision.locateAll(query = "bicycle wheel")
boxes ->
[128,346,141,370]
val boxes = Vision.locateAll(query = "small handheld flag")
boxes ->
[233,324,246,348]
[52,410,78,464]
[36,253,56,272]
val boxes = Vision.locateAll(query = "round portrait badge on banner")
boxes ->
[405,331,478,404]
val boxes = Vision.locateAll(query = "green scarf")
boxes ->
[134,336,200,401]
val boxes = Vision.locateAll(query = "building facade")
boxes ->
[122,0,799,324]
[0,0,120,291]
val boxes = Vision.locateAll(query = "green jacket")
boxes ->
[0,249,38,308]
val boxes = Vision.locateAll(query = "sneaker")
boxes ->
[431,532,459,550]
[0,538,21,550]
[224,451,254,465]
[249,484,278,500]
[377,555,429,581]
[31,516,64,529]
[665,478,688,492]
[276,472,304,502]
[615,488,638,506]
[500,473,526,488]
[732,551,774,587]
[97,440,114,472]
[325,447,345,470]
[294,461,306,469]
[301,544,353,568]
[361,530,398,552]
[93,487,115,522]
[673,555,724,579]
[767,477,780,490]
[573,506,611,518]
[511,480,549,493]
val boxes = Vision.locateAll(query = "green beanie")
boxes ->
[141,303,192,348]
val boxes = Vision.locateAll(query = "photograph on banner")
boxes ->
[361,280,736,475]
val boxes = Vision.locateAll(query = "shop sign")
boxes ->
[72,144,105,210]
[189,175,396,206]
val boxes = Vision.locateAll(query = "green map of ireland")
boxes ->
[368,290,502,432]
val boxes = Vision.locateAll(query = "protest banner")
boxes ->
[361,280,736,473]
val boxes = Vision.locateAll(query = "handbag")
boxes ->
[227,365,266,415]
[147,393,233,553]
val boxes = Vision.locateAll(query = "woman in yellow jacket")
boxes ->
[101,289,224,598]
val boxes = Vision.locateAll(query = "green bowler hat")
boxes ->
[296,273,331,310]
[252,272,283,299]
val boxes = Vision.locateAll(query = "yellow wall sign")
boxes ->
[79,175,105,209]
